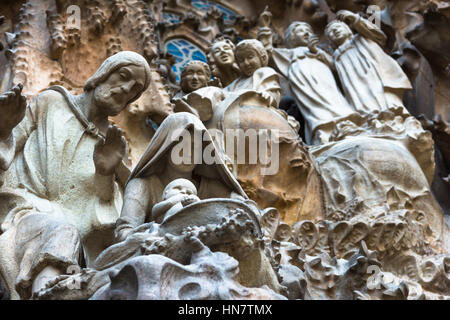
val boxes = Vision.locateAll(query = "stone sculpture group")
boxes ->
[0,3,448,300]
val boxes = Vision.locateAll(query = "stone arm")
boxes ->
[0,84,30,171]
[265,87,281,108]
[115,160,132,190]
[307,34,334,69]
[352,15,387,46]
[93,125,128,202]
[0,104,35,171]
[316,50,335,69]
[115,177,152,242]
[151,197,178,223]
[257,70,282,108]
[258,26,274,56]
[338,10,387,46]
[257,7,274,55]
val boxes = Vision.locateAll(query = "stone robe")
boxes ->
[0,89,123,299]
[115,112,248,235]
[225,67,281,108]
[333,16,412,114]
[272,47,355,145]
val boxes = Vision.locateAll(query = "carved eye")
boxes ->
[119,69,131,80]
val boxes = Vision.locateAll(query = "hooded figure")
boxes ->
[115,112,247,242]
[0,51,151,299]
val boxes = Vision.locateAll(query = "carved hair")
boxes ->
[180,60,211,93]
[84,51,152,103]
[235,39,269,67]
[285,21,315,48]
[208,37,236,57]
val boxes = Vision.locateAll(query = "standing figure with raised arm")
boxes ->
[258,8,356,145]
[0,51,151,300]
[325,10,412,115]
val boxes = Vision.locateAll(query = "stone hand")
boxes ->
[115,226,133,243]
[336,10,358,25]
[181,194,200,206]
[93,124,127,176]
[259,91,274,107]
[258,6,272,28]
[308,34,320,54]
[0,83,27,140]
[208,77,223,88]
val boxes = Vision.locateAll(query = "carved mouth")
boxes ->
[220,54,230,61]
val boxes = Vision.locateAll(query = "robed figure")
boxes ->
[0,51,151,299]
[325,11,412,114]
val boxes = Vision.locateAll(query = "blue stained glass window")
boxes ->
[191,0,237,23]
[165,39,207,82]
[162,12,181,24]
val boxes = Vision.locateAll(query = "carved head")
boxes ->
[180,61,210,93]
[285,22,315,48]
[235,39,269,77]
[325,21,353,47]
[210,38,236,67]
[84,51,152,116]
[163,178,198,200]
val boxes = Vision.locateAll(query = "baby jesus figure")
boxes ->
[151,178,201,223]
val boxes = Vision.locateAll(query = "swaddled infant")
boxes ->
[151,178,200,223]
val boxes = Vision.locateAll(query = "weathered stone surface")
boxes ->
[0,0,448,301]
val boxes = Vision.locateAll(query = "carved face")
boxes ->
[291,24,311,47]
[211,41,235,66]
[164,180,197,200]
[181,64,209,93]
[235,47,263,77]
[94,65,146,116]
[326,22,353,46]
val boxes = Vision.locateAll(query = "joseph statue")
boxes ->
[0,51,151,299]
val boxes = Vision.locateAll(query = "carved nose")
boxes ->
[122,80,135,93]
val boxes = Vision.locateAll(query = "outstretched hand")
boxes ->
[0,83,27,140]
[258,6,272,28]
[93,124,127,176]
[259,91,275,107]
[308,34,320,54]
